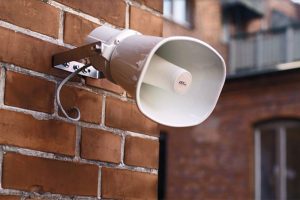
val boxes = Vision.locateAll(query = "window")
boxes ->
[255,120,300,200]
[158,132,168,199]
[163,0,193,27]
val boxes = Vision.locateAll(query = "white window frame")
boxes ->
[163,0,193,28]
[254,121,300,200]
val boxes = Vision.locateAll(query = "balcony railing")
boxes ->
[228,25,300,75]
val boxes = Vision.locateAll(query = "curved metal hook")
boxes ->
[56,64,91,121]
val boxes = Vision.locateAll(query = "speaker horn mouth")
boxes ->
[136,36,226,127]
[142,54,193,95]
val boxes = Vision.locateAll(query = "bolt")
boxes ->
[95,44,101,50]
[73,65,79,70]
[63,63,69,68]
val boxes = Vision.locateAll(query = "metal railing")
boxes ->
[228,25,300,75]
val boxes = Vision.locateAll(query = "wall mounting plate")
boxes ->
[54,61,100,79]
[52,41,104,79]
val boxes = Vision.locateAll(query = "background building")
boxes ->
[160,0,300,199]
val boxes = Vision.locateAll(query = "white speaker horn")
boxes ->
[101,29,226,127]
[53,25,226,127]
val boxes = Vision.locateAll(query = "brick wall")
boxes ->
[0,0,162,199]
[163,0,300,66]
[247,0,300,32]
[163,0,227,63]
[162,70,300,199]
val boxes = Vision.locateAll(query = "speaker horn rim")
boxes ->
[135,36,226,127]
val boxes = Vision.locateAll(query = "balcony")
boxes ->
[221,0,264,20]
[228,25,300,76]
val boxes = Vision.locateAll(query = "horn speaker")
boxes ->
[53,25,226,127]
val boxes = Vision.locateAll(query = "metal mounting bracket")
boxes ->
[54,61,100,78]
[52,42,106,79]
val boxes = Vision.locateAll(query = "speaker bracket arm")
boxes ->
[52,41,106,79]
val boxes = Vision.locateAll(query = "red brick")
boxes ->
[102,168,157,199]
[5,71,55,113]
[105,97,159,136]
[25,198,44,200]
[0,0,59,38]
[59,85,102,124]
[81,128,121,163]
[56,0,126,27]
[130,6,163,36]
[25,198,55,200]
[3,153,98,196]
[135,0,163,12]
[85,78,125,95]
[125,136,159,169]
[25,198,52,200]
[0,109,76,156]
[64,13,98,46]
[0,27,72,78]
[0,196,20,200]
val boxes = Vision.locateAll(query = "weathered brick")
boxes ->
[125,136,159,169]
[0,196,20,200]
[105,97,159,136]
[3,153,98,196]
[135,0,163,12]
[130,6,163,36]
[0,27,71,78]
[0,0,60,38]
[5,71,55,113]
[64,13,98,46]
[85,78,125,95]
[59,85,102,124]
[102,168,157,199]
[0,109,76,156]
[25,198,52,200]
[81,128,121,163]
[56,0,126,27]
[25,198,56,200]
